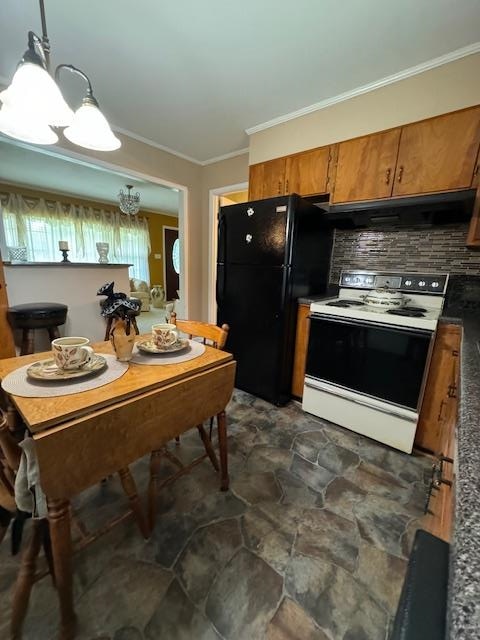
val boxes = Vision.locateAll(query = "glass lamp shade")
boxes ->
[0,62,73,127]
[0,104,58,144]
[63,101,121,151]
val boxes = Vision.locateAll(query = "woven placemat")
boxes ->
[130,339,206,365]
[1,354,129,398]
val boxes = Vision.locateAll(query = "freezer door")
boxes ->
[217,264,292,404]
[219,198,290,266]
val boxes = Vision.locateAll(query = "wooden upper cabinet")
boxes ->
[332,129,401,203]
[285,147,330,196]
[393,107,480,196]
[248,163,265,201]
[248,158,286,200]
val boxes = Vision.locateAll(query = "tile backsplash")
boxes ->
[330,223,480,284]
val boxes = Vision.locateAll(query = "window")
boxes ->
[1,192,151,282]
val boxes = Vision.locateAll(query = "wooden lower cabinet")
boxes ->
[415,323,461,454]
[420,323,461,543]
[291,304,310,398]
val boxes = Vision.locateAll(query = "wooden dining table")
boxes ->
[0,336,236,639]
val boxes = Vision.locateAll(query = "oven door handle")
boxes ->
[304,377,417,422]
[308,312,433,337]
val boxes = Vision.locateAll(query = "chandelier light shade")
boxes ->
[118,185,141,216]
[0,104,58,145]
[0,0,120,152]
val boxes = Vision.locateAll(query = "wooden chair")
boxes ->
[148,313,230,530]
[0,407,149,638]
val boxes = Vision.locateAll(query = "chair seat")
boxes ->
[7,303,68,329]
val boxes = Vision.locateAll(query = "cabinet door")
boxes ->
[248,163,265,201]
[393,107,480,196]
[466,188,480,247]
[285,147,330,196]
[332,129,401,202]
[262,158,286,198]
[291,304,311,398]
[416,324,461,454]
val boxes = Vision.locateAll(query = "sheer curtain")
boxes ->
[1,192,151,281]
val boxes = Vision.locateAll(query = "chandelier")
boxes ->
[118,185,141,216]
[0,0,120,151]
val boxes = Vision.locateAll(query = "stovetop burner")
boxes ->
[386,307,426,318]
[326,299,366,308]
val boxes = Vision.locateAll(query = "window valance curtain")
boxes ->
[1,192,151,282]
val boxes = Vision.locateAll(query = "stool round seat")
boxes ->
[7,303,68,355]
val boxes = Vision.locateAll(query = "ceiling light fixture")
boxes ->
[118,185,141,216]
[0,0,120,151]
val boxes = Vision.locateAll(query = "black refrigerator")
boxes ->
[216,194,333,405]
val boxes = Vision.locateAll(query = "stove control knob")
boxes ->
[354,277,360,283]
[419,280,426,287]
[431,281,439,288]
[405,280,412,286]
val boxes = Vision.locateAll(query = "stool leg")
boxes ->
[47,326,60,341]
[20,329,35,356]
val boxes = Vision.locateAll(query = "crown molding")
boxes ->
[112,125,204,165]
[200,147,249,166]
[245,42,480,135]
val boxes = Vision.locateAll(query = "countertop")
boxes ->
[446,312,480,639]
[3,262,132,268]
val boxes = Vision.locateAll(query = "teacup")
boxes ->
[52,337,94,370]
[152,323,178,348]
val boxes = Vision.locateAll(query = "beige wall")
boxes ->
[249,53,480,164]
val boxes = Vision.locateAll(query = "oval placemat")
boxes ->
[130,339,206,365]
[1,354,129,398]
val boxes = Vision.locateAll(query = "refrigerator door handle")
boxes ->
[217,213,226,305]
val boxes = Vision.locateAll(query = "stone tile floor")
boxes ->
[0,390,431,640]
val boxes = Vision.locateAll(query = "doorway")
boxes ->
[163,225,180,300]
[208,183,249,323]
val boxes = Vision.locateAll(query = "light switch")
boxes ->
[154,253,162,260]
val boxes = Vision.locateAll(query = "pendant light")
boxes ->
[0,0,120,151]
[118,185,141,215]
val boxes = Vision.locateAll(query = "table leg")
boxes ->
[47,498,76,640]
[217,410,229,491]
[197,424,219,471]
[10,519,44,639]
[118,467,149,539]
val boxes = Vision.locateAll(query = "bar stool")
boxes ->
[7,303,68,355]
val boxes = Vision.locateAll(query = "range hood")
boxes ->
[312,189,476,229]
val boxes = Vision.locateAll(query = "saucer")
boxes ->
[137,338,189,354]
[26,354,108,381]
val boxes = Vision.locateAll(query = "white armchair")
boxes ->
[129,278,150,312]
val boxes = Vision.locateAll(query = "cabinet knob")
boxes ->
[385,168,391,185]
[474,164,479,178]
[278,181,282,194]
[285,179,289,193]
[397,166,404,183]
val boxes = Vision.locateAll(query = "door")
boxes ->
[219,199,289,266]
[285,147,330,196]
[217,263,289,403]
[306,315,432,410]
[393,107,480,196]
[332,129,401,203]
[163,227,179,300]
[262,158,286,198]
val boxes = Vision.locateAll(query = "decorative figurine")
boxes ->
[97,282,141,361]
[96,242,110,264]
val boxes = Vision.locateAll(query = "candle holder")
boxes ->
[60,249,70,263]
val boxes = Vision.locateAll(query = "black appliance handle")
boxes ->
[216,213,226,305]
[309,312,433,338]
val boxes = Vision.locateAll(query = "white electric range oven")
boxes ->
[302,271,449,453]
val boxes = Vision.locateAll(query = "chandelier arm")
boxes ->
[55,64,96,102]
[24,31,48,70]
[38,0,50,67]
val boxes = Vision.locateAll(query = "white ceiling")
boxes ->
[0,139,180,215]
[0,0,479,163]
